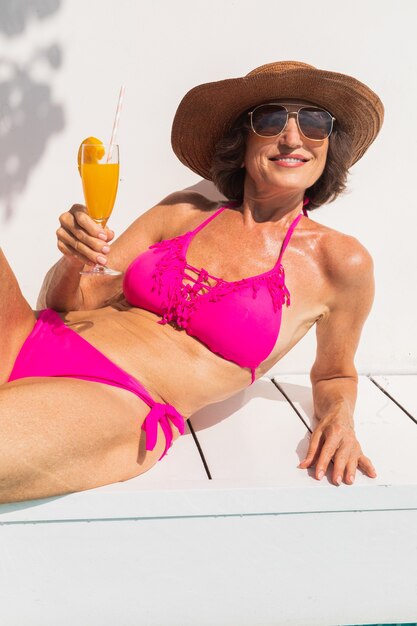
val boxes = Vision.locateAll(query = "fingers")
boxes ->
[331,442,357,485]
[57,224,110,266]
[298,429,323,469]
[298,423,377,486]
[357,453,377,479]
[57,237,110,267]
[57,205,115,266]
[67,205,115,241]
[313,434,344,483]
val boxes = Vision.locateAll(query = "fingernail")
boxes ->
[335,476,342,485]
[349,475,355,483]
[98,233,107,241]
[317,469,324,480]
[102,245,110,253]
[97,255,107,265]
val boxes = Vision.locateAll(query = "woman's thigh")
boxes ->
[0,377,175,504]
[0,249,36,384]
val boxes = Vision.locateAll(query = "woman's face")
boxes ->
[243,99,329,196]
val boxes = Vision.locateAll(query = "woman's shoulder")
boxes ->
[157,190,224,238]
[305,214,374,288]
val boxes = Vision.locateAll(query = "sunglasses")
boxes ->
[248,103,336,141]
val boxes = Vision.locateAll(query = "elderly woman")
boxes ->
[0,61,383,503]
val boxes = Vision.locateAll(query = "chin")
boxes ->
[271,174,312,189]
[274,169,320,185]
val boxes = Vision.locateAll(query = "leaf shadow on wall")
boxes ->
[0,0,65,222]
[0,0,62,37]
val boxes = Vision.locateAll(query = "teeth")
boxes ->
[274,157,305,162]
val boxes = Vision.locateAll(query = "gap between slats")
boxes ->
[368,375,417,425]
[186,418,212,479]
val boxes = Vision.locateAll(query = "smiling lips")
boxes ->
[269,154,310,168]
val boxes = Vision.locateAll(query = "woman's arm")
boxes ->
[298,236,378,486]
[37,251,92,311]
[37,191,203,312]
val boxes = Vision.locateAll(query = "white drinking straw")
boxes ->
[107,84,125,161]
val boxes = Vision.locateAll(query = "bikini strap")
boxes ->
[190,204,229,236]
[277,212,303,265]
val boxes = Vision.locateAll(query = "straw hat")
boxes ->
[171,61,384,180]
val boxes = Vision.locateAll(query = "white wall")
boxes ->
[1,0,416,374]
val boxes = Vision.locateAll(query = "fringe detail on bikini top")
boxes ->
[149,235,291,330]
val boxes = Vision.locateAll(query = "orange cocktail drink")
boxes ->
[80,161,119,227]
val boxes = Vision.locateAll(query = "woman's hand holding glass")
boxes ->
[56,204,115,269]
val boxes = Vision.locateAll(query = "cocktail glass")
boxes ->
[79,142,121,276]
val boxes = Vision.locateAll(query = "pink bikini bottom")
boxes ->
[7,308,186,461]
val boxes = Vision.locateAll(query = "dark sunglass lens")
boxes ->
[252,105,287,136]
[298,108,332,139]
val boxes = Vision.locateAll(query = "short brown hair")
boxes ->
[209,110,354,210]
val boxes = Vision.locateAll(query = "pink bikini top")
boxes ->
[123,202,305,384]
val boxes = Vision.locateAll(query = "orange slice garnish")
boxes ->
[77,137,105,174]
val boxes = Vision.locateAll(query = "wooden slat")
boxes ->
[187,376,310,484]
[274,374,417,485]
[371,374,417,421]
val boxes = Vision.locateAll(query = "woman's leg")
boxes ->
[0,249,36,384]
[0,376,181,504]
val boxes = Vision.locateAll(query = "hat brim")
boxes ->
[171,66,384,180]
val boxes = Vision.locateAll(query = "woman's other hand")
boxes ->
[298,417,377,485]
[56,204,115,268]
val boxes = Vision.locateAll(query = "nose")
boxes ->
[278,114,303,148]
